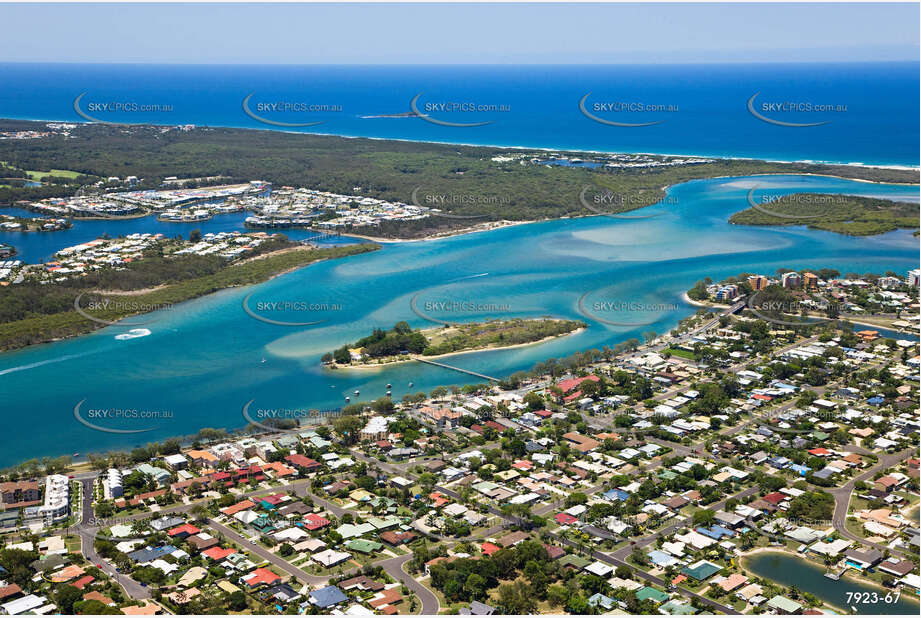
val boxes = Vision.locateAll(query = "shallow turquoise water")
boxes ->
[0,174,917,465]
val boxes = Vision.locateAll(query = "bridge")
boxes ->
[412,357,499,382]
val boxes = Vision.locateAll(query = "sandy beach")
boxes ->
[325,326,586,372]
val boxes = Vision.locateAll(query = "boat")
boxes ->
[408,382,413,387]
[386,390,391,396]
[345,396,350,402]
[354,390,360,395]
[386,383,391,389]
[114,328,151,340]
[260,357,266,364]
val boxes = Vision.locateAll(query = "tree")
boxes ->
[693,508,716,527]
[547,584,570,608]
[464,573,487,600]
[333,415,363,445]
[227,590,248,611]
[54,585,83,614]
[497,581,537,614]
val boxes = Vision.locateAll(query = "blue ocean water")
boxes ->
[0,174,917,466]
[0,63,918,166]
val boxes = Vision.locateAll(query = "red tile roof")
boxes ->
[555,512,578,525]
[558,375,599,393]
[242,567,281,587]
[303,513,331,530]
[220,499,256,516]
[167,523,201,537]
[202,546,237,561]
[481,542,501,556]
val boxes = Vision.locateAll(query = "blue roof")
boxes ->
[649,550,677,566]
[696,526,734,540]
[127,545,174,563]
[588,593,614,609]
[789,464,811,476]
[604,489,630,501]
[310,585,348,608]
[867,396,884,405]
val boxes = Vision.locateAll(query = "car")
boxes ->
[96,563,103,568]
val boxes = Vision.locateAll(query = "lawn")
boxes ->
[25,168,85,180]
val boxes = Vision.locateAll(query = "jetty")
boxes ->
[412,357,499,382]
[823,568,846,581]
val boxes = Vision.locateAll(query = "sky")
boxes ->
[0,2,918,64]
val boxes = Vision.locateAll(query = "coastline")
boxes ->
[341,219,539,244]
[681,291,731,309]
[3,115,919,172]
[325,326,587,371]
[0,243,379,353]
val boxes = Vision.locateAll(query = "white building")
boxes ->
[104,468,123,499]
[37,475,70,523]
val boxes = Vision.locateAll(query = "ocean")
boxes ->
[0,62,918,167]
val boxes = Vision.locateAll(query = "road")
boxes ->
[377,553,440,615]
[829,447,914,559]
[75,478,151,600]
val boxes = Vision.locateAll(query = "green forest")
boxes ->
[2,119,917,238]
[729,193,919,236]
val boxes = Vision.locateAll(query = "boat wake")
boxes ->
[114,328,152,341]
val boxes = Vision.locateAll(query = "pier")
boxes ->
[412,357,499,382]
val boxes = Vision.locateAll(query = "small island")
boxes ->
[729,193,919,236]
[323,318,586,366]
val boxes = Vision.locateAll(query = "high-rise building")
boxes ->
[909,269,921,288]
[781,272,802,288]
[803,272,819,289]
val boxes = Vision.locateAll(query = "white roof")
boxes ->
[2,595,47,615]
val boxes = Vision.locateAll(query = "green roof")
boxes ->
[768,596,803,613]
[368,515,401,530]
[680,561,722,581]
[559,554,591,569]
[345,539,383,553]
[658,470,678,480]
[635,587,669,603]
[660,600,699,615]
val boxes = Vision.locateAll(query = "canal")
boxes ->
[743,551,919,614]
